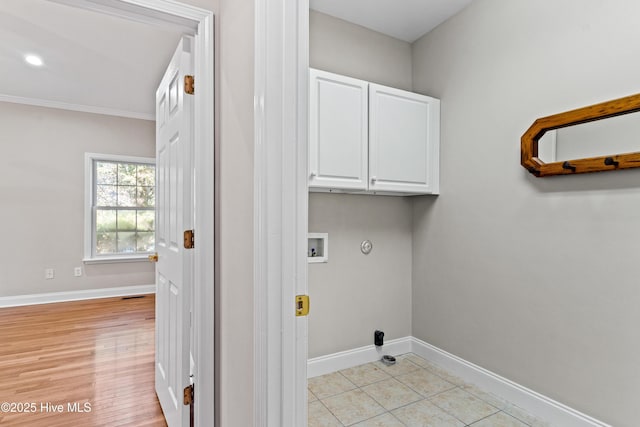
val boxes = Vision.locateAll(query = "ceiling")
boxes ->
[0,1,473,120]
[0,0,184,120]
[310,0,474,43]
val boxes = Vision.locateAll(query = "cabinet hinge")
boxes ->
[296,295,310,317]
[184,75,194,95]
[184,229,194,249]
[183,384,194,406]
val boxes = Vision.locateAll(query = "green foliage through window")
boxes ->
[94,160,155,255]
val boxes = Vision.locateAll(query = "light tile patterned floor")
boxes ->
[308,353,551,427]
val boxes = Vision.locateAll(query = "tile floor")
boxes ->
[308,353,551,427]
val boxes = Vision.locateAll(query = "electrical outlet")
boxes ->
[45,268,55,280]
[74,267,82,277]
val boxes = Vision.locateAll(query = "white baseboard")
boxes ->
[0,285,156,308]
[307,336,610,427]
[409,337,610,427]
[307,337,412,378]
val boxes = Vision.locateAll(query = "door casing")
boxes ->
[253,0,309,426]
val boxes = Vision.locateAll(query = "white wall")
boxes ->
[411,1,640,425]
[309,11,414,358]
[0,102,155,297]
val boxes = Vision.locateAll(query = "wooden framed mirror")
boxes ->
[521,93,640,177]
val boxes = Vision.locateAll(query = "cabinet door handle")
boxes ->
[310,171,317,179]
[371,176,377,184]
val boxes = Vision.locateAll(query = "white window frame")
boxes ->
[83,152,156,264]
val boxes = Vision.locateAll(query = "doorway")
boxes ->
[59,1,215,425]
[0,0,214,425]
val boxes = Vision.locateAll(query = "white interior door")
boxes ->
[155,36,194,427]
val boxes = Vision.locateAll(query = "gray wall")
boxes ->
[0,102,155,297]
[411,1,640,425]
[308,194,413,357]
[310,10,413,91]
[308,11,414,358]
[207,0,254,425]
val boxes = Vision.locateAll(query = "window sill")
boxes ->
[83,256,152,265]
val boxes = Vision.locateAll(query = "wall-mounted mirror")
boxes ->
[521,93,640,177]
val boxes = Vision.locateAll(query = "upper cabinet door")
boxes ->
[369,84,440,194]
[309,69,369,191]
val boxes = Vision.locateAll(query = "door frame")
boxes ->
[50,0,215,425]
[253,0,309,425]
[61,0,309,425]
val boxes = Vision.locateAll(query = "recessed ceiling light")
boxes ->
[25,54,43,67]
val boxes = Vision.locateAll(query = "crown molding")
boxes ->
[0,94,155,121]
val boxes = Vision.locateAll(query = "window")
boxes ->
[84,153,156,263]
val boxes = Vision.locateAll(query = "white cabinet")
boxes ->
[309,69,369,191]
[369,84,440,194]
[309,68,440,195]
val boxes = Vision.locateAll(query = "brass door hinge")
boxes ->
[184,75,194,95]
[183,384,194,406]
[296,295,310,317]
[184,229,194,249]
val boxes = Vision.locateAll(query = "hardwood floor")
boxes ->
[0,295,167,426]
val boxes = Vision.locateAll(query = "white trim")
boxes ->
[307,337,413,378]
[50,0,199,32]
[292,1,310,425]
[85,152,156,164]
[191,9,216,427]
[0,94,155,121]
[254,0,309,425]
[307,233,328,263]
[83,152,156,263]
[0,284,156,308]
[410,337,612,427]
[83,256,152,264]
[253,0,267,421]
